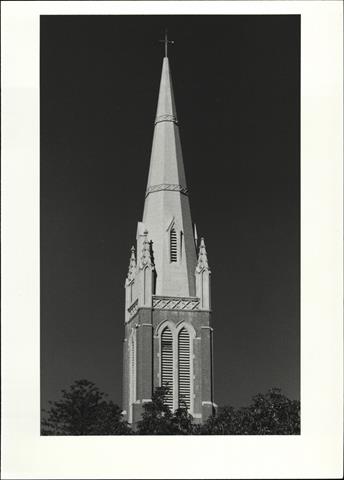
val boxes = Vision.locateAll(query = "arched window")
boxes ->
[161,327,173,409]
[170,227,177,262]
[178,327,191,409]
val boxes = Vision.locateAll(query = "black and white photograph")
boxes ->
[1,1,342,478]
[40,14,300,435]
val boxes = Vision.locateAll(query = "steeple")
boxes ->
[122,47,216,426]
[142,56,196,297]
[144,57,184,189]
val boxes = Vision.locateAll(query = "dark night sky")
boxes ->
[40,15,300,411]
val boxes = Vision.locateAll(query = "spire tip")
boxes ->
[159,29,174,58]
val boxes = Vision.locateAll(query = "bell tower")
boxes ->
[122,44,215,424]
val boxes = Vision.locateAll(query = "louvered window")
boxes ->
[129,332,136,405]
[180,231,183,260]
[161,327,173,409]
[178,328,191,409]
[170,227,177,262]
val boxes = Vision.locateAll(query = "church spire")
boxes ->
[154,56,178,127]
[142,53,196,297]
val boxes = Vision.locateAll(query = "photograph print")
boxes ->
[41,14,300,435]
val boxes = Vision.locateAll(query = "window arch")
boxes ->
[178,327,191,409]
[158,321,194,413]
[161,326,174,409]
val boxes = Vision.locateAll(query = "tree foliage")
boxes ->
[201,388,300,435]
[136,385,196,435]
[42,379,131,435]
[42,381,299,435]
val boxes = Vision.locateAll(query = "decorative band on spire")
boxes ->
[154,113,178,125]
[145,183,188,198]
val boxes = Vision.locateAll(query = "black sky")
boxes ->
[40,15,300,411]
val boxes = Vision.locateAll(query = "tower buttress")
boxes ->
[125,246,136,323]
[137,231,155,308]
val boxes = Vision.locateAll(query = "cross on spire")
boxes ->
[159,29,174,57]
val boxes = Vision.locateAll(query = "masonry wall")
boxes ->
[123,307,215,425]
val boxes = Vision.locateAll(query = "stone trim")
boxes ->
[145,183,188,198]
[127,298,138,320]
[155,113,178,125]
[153,295,200,311]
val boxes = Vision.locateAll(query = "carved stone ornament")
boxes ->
[196,237,210,273]
[145,183,188,198]
[140,237,154,269]
[155,113,178,125]
[152,295,200,311]
[126,246,136,283]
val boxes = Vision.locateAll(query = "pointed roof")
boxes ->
[196,238,210,273]
[126,246,136,283]
[155,57,178,126]
[144,57,187,193]
[141,55,197,297]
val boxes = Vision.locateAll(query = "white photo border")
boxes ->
[1,1,343,478]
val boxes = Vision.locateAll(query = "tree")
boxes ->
[200,406,240,435]
[171,402,196,435]
[136,385,174,434]
[42,379,131,435]
[136,385,195,434]
[42,382,300,435]
[240,388,300,435]
[202,388,300,435]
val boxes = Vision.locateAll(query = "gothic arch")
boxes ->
[156,320,195,415]
[176,323,195,413]
[175,320,196,338]
[155,319,176,337]
[165,216,181,233]
[160,326,174,409]
[165,217,182,264]
[177,327,191,410]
